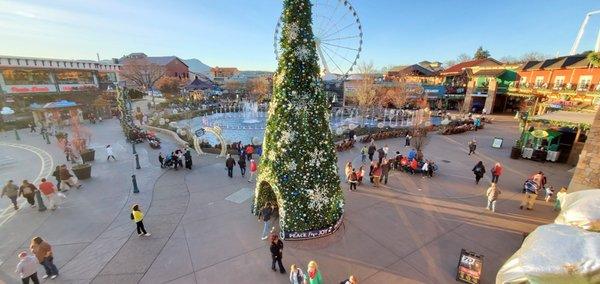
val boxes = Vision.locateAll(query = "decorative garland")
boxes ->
[116,87,146,142]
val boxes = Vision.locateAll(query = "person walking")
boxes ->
[238,155,247,177]
[344,161,353,183]
[531,171,547,189]
[468,139,477,155]
[367,143,376,161]
[184,149,193,170]
[349,169,358,191]
[341,275,358,284]
[405,134,411,147]
[29,123,37,133]
[225,154,236,178]
[15,251,40,284]
[544,186,555,203]
[485,183,501,212]
[377,147,385,164]
[245,144,255,161]
[491,162,503,183]
[472,161,486,184]
[2,180,20,210]
[372,162,382,187]
[38,178,58,210]
[554,187,568,211]
[158,153,165,168]
[52,166,61,191]
[289,264,305,284]
[259,202,274,240]
[270,235,286,274]
[130,204,151,236]
[19,180,37,208]
[520,180,539,211]
[357,166,365,185]
[248,159,258,182]
[383,144,389,157]
[306,261,323,284]
[105,145,116,161]
[381,159,390,185]
[30,237,58,279]
[360,146,368,163]
[474,117,481,131]
[421,160,430,178]
[427,160,435,178]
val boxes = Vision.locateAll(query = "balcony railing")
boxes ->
[509,82,600,95]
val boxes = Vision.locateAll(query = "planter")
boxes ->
[72,163,92,180]
[80,149,95,163]
[510,146,521,159]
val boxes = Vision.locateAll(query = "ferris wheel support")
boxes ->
[315,39,330,74]
[570,10,600,55]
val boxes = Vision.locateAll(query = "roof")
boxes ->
[387,64,435,77]
[472,69,506,77]
[520,61,541,71]
[527,57,564,70]
[544,55,587,69]
[146,56,188,67]
[440,58,501,75]
[38,100,78,109]
[185,75,216,91]
[530,111,596,127]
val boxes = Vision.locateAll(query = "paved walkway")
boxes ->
[0,116,572,283]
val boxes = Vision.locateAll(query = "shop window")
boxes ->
[578,75,592,91]
[98,72,117,83]
[55,70,94,84]
[2,69,52,85]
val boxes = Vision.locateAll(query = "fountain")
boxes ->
[242,101,260,124]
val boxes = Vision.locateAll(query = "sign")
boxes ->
[456,249,483,284]
[4,85,56,94]
[283,216,343,240]
[492,137,503,149]
[194,128,206,137]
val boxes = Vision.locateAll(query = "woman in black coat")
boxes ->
[472,161,486,184]
[269,235,286,274]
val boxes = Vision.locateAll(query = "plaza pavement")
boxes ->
[0,115,573,283]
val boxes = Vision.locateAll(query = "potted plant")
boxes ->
[72,163,92,180]
[80,148,96,163]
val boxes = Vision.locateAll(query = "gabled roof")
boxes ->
[521,55,592,71]
[440,58,501,76]
[545,55,587,69]
[527,57,563,70]
[520,61,541,71]
[185,75,216,91]
[388,64,435,77]
[146,56,188,67]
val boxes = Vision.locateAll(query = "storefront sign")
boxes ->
[59,84,95,92]
[283,216,343,240]
[4,85,55,93]
[456,249,483,284]
[492,137,503,148]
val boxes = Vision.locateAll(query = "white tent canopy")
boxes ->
[530,111,596,127]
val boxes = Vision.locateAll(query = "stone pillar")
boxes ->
[569,109,600,191]
[462,80,476,112]
[484,79,497,114]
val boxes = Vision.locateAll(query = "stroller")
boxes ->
[163,155,177,169]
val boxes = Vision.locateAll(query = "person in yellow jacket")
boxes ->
[131,204,151,237]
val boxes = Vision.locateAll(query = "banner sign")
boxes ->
[456,249,483,284]
[283,216,343,240]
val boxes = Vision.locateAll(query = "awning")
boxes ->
[529,110,596,129]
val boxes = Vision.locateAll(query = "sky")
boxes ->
[0,0,599,71]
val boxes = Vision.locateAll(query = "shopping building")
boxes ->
[0,55,121,95]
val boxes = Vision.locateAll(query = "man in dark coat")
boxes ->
[184,150,192,170]
[367,143,376,161]
[225,154,235,178]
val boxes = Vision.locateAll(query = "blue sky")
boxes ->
[0,0,599,71]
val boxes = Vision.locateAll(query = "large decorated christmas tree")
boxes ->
[254,0,344,239]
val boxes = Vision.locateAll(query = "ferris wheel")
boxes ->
[274,0,363,80]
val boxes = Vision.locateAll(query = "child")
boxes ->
[130,204,151,237]
[248,159,258,182]
[357,166,364,185]
[554,187,567,211]
[544,186,554,202]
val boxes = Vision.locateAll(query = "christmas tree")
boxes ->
[254,0,344,237]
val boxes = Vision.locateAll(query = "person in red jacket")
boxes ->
[38,178,58,210]
[409,159,418,175]
[245,145,255,161]
[491,162,503,183]
[248,159,258,182]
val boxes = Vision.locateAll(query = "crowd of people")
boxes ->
[158,148,193,170]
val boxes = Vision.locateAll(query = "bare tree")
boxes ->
[121,58,165,107]
[457,53,472,63]
[247,77,271,102]
[156,76,184,99]
[520,51,549,62]
[376,84,407,108]
[500,56,519,64]
[223,80,244,95]
[354,61,378,109]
